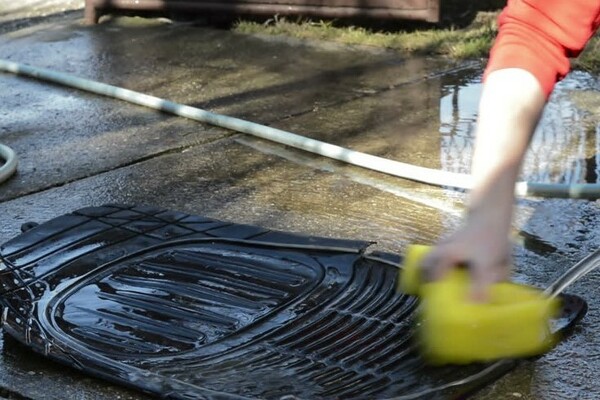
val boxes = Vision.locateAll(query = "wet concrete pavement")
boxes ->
[2,3,600,399]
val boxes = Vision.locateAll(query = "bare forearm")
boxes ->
[421,68,546,297]
[420,0,599,298]
[468,69,546,229]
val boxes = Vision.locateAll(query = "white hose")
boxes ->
[1,58,600,198]
[0,143,18,184]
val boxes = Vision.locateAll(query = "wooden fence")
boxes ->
[85,0,440,24]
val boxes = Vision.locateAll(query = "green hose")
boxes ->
[0,143,17,184]
[1,58,600,198]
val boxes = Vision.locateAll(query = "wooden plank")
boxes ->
[85,0,440,24]
[200,0,431,9]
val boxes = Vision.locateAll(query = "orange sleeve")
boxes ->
[483,0,600,98]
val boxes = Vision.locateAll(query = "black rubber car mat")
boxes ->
[0,204,587,400]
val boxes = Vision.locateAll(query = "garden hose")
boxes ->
[0,143,17,184]
[1,58,600,199]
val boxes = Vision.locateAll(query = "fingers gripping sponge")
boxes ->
[398,245,560,364]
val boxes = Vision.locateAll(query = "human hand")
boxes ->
[419,211,512,302]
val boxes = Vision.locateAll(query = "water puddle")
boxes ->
[439,69,600,184]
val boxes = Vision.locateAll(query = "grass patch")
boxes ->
[234,12,600,73]
[234,12,498,60]
[575,36,600,73]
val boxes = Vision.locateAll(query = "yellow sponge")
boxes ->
[397,244,432,295]
[399,244,560,364]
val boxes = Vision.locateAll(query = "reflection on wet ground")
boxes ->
[439,69,600,184]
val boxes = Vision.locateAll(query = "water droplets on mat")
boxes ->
[0,205,587,399]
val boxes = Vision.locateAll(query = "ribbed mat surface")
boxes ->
[0,205,587,399]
